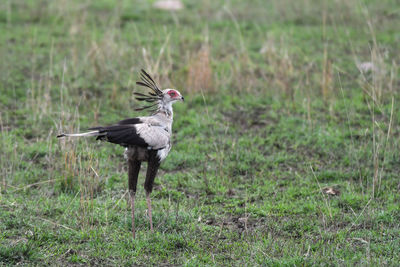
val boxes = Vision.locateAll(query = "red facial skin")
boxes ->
[168,90,179,98]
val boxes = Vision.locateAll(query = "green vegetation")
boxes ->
[1,0,399,265]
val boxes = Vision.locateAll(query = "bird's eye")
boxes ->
[168,91,177,97]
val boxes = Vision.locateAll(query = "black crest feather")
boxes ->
[136,69,163,96]
[134,70,163,112]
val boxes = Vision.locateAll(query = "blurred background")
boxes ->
[0,0,399,265]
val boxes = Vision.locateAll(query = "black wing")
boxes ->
[116,117,143,125]
[89,125,148,147]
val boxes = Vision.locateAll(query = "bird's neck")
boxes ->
[157,101,174,119]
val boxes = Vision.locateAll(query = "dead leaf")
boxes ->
[322,187,340,196]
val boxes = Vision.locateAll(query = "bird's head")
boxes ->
[163,89,184,103]
[134,70,184,112]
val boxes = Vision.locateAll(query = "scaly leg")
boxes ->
[129,190,136,238]
[146,191,153,232]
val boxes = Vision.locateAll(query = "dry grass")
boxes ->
[187,45,213,93]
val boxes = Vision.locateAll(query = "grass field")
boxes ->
[1,0,400,265]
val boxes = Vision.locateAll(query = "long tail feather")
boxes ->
[57,130,100,138]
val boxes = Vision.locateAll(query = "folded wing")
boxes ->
[90,121,170,149]
[135,124,170,150]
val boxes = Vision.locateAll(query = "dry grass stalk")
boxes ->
[140,34,173,86]
[321,47,333,102]
[321,7,334,103]
[187,45,213,94]
[276,50,294,101]
[261,36,297,100]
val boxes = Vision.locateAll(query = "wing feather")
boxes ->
[89,120,170,149]
[93,125,148,147]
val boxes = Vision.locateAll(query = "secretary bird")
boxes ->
[57,70,184,238]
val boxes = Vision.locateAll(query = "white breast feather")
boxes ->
[157,145,171,162]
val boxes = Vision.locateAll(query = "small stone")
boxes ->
[153,0,183,11]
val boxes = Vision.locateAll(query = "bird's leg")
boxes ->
[144,150,160,233]
[146,191,153,232]
[129,190,136,238]
[128,158,141,239]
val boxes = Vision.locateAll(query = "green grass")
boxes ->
[1,0,400,265]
